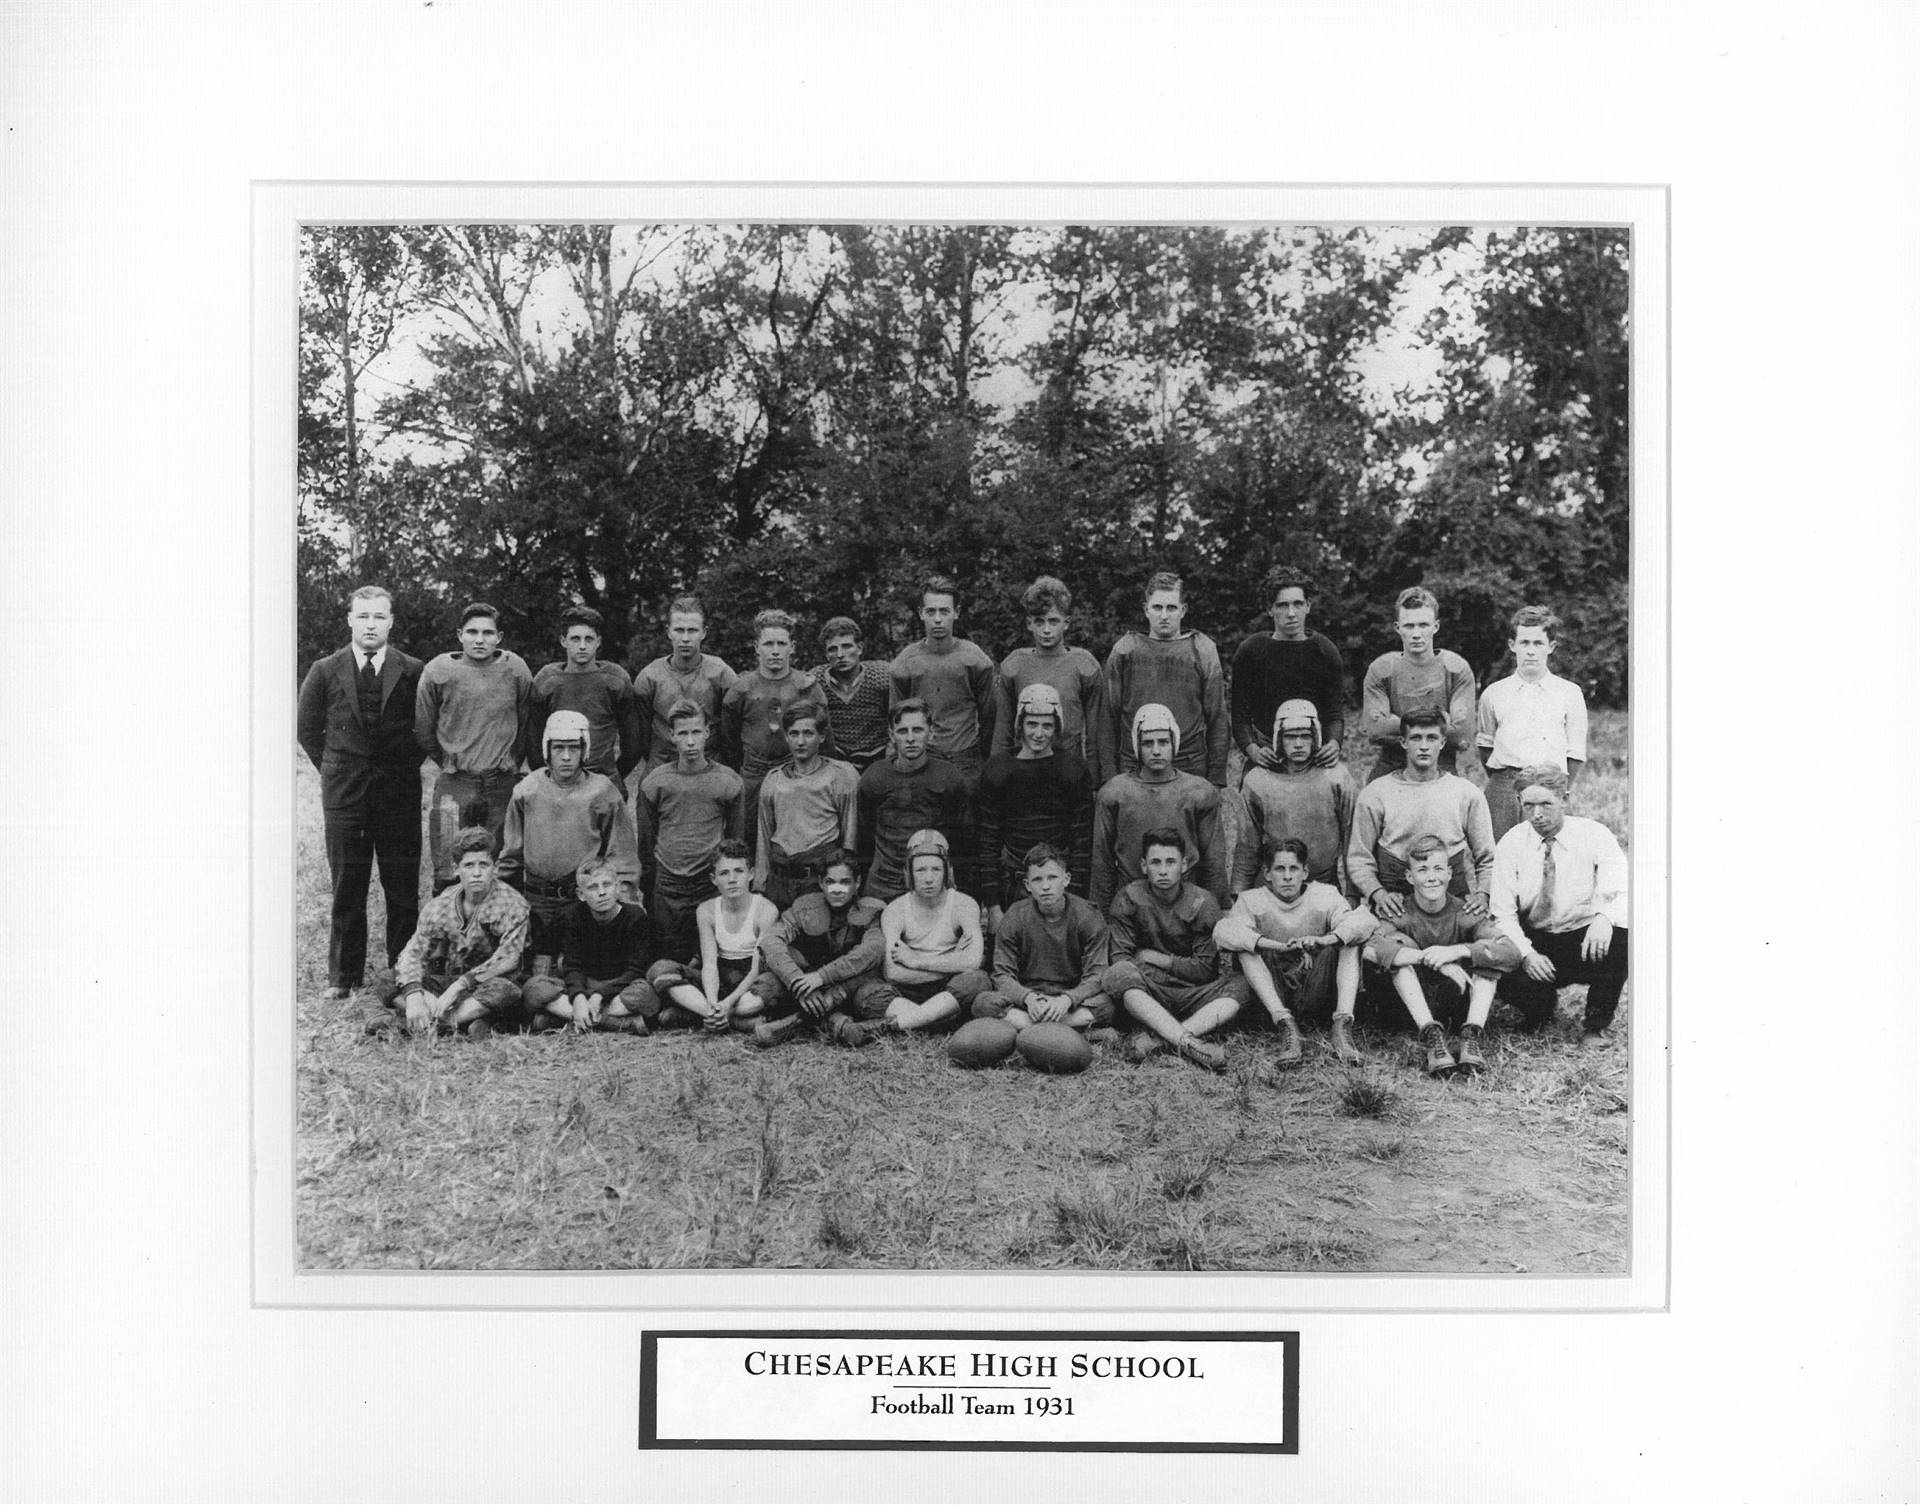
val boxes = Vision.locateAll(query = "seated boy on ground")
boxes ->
[645,839,779,1033]
[1103,827,1252,1072]
[972,843,1115,1037]
[370,826,529,1039]
[1360,835,1520,1077]
[520,855,660,1035]
[1213,838,1376,1067]
[869,828,991,1034]
[752,851,891,1048]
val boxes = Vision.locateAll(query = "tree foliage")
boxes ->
[296,223,1631,706]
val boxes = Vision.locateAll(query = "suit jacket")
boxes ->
[298,646,427,813]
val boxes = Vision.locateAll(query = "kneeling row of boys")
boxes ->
[368,810,1625,1078]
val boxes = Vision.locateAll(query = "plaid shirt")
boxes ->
[395,880,530,988]
[809,660,893,764]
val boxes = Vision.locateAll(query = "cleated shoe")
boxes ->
[1420,1022,1456,1077]
[465,1019,495,1042]
[752,1015,805,1049]
[830,1015,880,1048]
[1455,1024,1487,1075]
[1174,1032,1227,1073]
[1329,1014,1362,1067]
[1272,1013,1303,1067]
[1086,1026,1122,1048]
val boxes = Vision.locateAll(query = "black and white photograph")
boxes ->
[289,215,1643,1279]
[7,4,1916,1501]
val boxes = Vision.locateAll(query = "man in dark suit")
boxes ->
[298,585,428,1000]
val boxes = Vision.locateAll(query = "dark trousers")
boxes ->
[323,798,422,989]
[1501,925,1631,1031]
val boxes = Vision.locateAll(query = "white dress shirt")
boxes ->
[1476,671,1588,772]
[1489,815,1628,955]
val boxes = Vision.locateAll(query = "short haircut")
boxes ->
[1395,585,1440,618]
[753,608,795,638]
[575,854,620,884]
[559,605,604,634]
[348,584,392,608]
[820,615,861,646]
[1267,836,1311,869]
[1022,842,1069,875]
[1509,604,1560,638]
[1262,565,1312,603]
[1139,825,1187,861]
[1023,575,1072,617]
[1144,569,1184,600]
[1400,706,1447,734]
[819,850,860,883]
[1405,834,1452,866]
[890,697,931,727]
[779,700,823,733]
[668,594,706,621]
[666,697,707,730]
[1518,765,1571,798]
[460,600,501,628]
[921,574,959,607]
[711,838,752,872]
[450,826,498,861]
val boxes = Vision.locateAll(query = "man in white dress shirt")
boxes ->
[1489,765,1629,1041]
[1475,605,1590,838]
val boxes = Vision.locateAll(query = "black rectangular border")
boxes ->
[638,1328,1298,1454]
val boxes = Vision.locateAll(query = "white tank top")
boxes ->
[712,896,770,961]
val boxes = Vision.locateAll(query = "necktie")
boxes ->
[361,655,379,686]
[1528,837,1557,928]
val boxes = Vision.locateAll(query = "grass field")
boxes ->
[293,713,1631,1272]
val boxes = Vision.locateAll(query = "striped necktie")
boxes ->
[1527,836,1558,928]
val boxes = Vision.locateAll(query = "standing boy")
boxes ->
[1348,708,1497,920]
[721,608,833,852]
[976,684,1093,928]
[1091,704,1226,913]
[751,853,891,1048]
[888,575,996,793]
[1234,700,1357,895]
[630,594,737,784]
[1104,827,1252,1071]
[1103,571,1229,788]
[1488,767,1629,1041]
[1476,605,1590,838]
[636,699,745,963]
[529,605,643,795]
[1361,835,1521,1076]
[369,826,529,1039]
[1230,566,1347,779]
[296,584,426,1000]
[857,698,973,902]
[755,702,860,910]
[414,600,533,890]
[972,844,1115,1036]
[1361,586,1478,784]
[1214,838,1376,1066]
[808,617,893,772]
[871,829,991,1034]
[520,856,660,1035]
[498,710,641,972]
[989,575,1108,782]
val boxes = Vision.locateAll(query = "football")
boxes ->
[1015,1022,1094,1075]
[948,1017,1019,1069]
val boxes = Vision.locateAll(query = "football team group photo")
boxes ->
[292,220,1634,1273]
